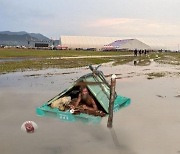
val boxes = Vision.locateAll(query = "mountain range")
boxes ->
[0,31,60,46]
[0,31,50,41]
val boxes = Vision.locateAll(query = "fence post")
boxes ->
[107,74,116,128]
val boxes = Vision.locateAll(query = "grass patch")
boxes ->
[0,48,131,58]
[0,58,112,73]
[154,52,180,65]
[112,53,162,66]
[0,48,130,73]
[0,48,180,74]
[112,56,135,65]
[146,72,166,79]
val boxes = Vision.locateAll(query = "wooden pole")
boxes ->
[107,74,116,128]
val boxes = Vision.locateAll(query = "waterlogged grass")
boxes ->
[0,48,131,73]
[155,52,180,65]
[115,52,180,66]
[0,48,180,74]
[112,56,134,65]
[0,58,113,74]
[112,53,163,66]
[146,72,166,79]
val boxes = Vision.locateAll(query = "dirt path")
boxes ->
[49,54,133,59]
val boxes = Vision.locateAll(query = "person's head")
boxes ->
[80,86,89,100]
[81,86,88,95]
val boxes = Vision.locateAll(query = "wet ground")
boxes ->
[0,62,180,154]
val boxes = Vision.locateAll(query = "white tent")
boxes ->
[60,36,151,50]
[60,36,121,50]
[106,39,151,50]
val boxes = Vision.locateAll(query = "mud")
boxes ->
[0,62,180,154]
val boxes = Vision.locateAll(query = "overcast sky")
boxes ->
[0,0,180,49]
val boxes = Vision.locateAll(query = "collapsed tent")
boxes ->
[36,67,131,123]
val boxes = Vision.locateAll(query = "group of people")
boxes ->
[134,49,149,56]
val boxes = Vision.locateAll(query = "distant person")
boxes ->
[134,60,137,66]
[134,49,138,56]
[139,50,142,56]
[71,86,98,111]
[144,49,147,55]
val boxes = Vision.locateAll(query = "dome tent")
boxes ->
[36,66,131,123]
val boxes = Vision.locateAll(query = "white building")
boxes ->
[60,35,151,50]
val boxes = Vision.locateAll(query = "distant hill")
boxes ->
[0,33,38,41]
[0,31,50,41]
[28,33,50,41]
[0,31,60,46]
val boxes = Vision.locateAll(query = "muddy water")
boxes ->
[0,63,180,154]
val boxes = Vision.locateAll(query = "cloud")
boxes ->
[82,18,180,50]
[88,18,141,27]
[86,18,180,36]
[89,18,133,27]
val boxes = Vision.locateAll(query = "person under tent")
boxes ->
[70,86,98,111]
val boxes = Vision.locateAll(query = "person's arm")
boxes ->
[83,98,98,111]
[74,94,81,108]
[91,99,98,110]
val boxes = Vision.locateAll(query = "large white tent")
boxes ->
[60,36,120,50]
[104,39,151,50]
[60,35,151,50]
[60,35,180,51]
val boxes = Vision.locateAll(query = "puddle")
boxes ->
[0,63,180,154]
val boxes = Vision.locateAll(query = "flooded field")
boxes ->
[0,62,180,154]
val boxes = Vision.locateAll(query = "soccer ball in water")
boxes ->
[21,121,38,133]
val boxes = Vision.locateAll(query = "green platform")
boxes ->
[36,67,131,124]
